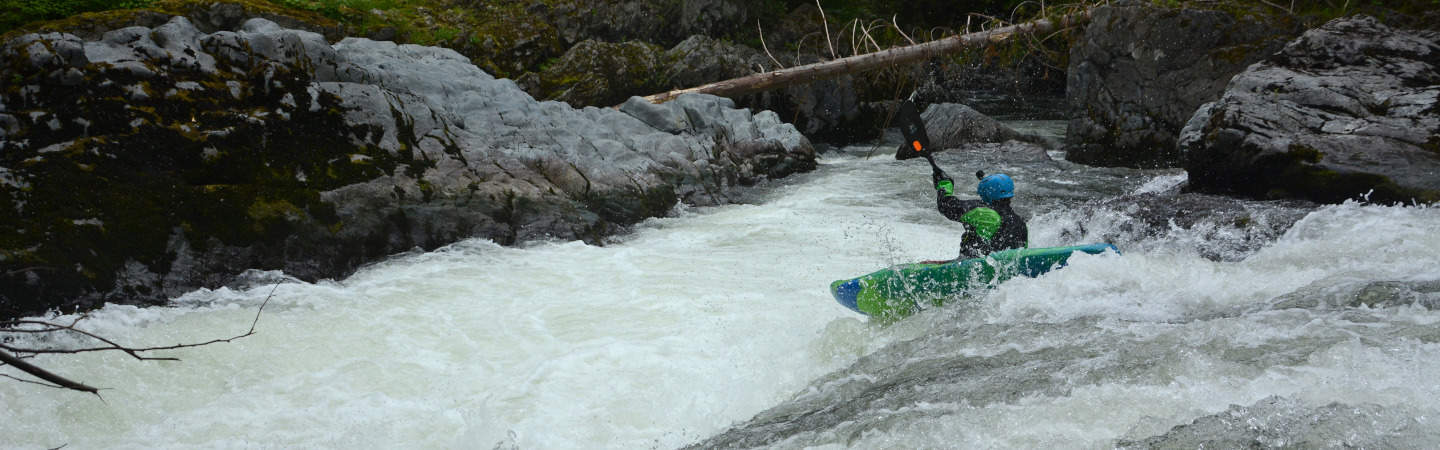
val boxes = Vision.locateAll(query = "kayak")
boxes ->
[830,243,1119,320]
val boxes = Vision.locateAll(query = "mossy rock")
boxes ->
[539,39,671,107]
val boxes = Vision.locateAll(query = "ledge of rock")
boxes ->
[1179,15,1440,204]
[1064,2,1297,168]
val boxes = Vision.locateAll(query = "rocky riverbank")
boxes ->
[0,16,812,318]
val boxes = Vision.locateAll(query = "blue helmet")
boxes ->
[977,174,1014,203]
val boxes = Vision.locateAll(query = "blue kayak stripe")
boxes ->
[832,279,864,314]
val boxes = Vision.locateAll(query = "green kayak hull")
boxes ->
[830,243,1118,320]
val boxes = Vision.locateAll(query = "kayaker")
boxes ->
[929,169,1029,261]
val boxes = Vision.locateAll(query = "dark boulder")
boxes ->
[0,17,814,319]
[921,103,1046,149]
[1064,2,1298,168]
[537,39,669,107]
[1179,15,1440,204]
[663,34,765,89]
[540,0,752,48]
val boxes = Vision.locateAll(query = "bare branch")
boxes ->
[794,32,818,64]
[892,15,916,46]
[859,22,884,55]
[757,20,784,69]
[1,282,278,394]
[816,0,836,59]
[1,373,69,389]
[4,266,55,277]
[849,18,860,56]
[0,349,100,395]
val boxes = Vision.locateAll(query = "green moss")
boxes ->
[2,0,337,41]
[1210,43,1258,65]
[247,197,302,223]
[1286,143,1324,163]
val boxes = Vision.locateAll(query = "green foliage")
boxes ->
[1,0,155,33]
[264,0,401,19]
[432,25,458,42]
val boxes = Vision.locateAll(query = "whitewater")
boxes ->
[4,135,1439,449]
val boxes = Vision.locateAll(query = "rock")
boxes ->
[541,0,751,48]
[1117,396,1425,449]
[920,103,1043,149]
[1179,15,1440,204]
[444,4,565,79]
[0,17,814,319]
[663,35,764,89]
[539,30,873,144]
[679,0,750,39]
[915,53,1068,119]
[768,73,863,141]
[538,39,669,107]
[1051,191,1316,262]
[1064,3,1298,168]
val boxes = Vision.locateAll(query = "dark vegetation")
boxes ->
[4,0,1433,110]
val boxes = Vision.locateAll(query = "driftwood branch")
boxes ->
[816,0,837,59]
[893,15,916,46]
[0,283,278,395]
[0,350,100,394]
[641,10,1090,104]
[757,19,784,69]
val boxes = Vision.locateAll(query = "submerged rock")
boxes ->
[1117,396,1434,449]
[0,17,814,319]
[1064,2,1297,168]
[1180,15,1440,204]
[1047,191,1316,262]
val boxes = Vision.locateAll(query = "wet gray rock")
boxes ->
[1064,3,1297,168]
[921,103,1043,149]
[0,17,814,319]
[1180,15,1440,205]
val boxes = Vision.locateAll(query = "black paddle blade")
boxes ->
[893,101,932,161]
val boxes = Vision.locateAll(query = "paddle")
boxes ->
[892,100,938,172]
[894,101,990,183]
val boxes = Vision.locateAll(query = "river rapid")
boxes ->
[4,129,1440,449]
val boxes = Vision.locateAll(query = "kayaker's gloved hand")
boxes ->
[933,168,954,196]
[931,165,949,184]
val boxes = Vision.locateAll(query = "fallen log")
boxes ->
[642,10,1091,104]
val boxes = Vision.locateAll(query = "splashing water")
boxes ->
[4,138,1439,449]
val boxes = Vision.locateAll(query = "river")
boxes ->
[4,128,1439,449]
